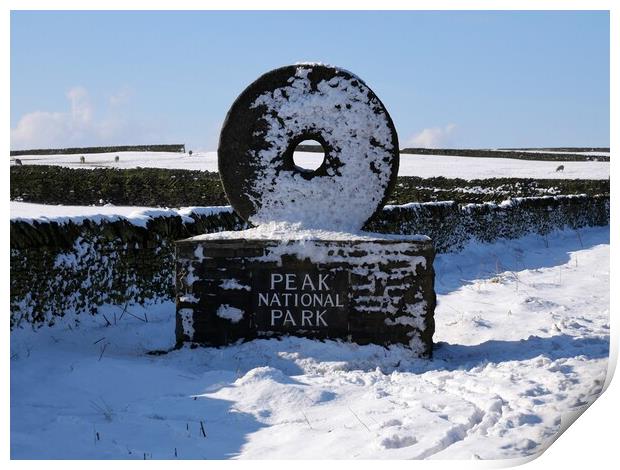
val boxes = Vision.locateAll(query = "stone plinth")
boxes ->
[175,233,436,357]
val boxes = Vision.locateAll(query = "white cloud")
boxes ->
[11,86,159,150]
[108,86,133,107]
[405,124,457,148]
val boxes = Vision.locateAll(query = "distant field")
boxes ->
[10,150,610,180]
[399,148,609,161]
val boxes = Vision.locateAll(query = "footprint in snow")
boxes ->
[380,434,418,449]
[380,419,402,428]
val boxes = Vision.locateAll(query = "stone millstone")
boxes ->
[176,235,436,357]
[218,64,400,231]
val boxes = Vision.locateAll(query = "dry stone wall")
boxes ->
[11,165,609,207]
[10,211,245,328]
[10,195,609,327]
[10,144,185,156]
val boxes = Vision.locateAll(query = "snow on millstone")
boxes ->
[179,64,435,354]
[218,63,399,231]
[216,304,244,323]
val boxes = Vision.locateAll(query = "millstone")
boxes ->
[177,63,435,356]
[218,63,399,231]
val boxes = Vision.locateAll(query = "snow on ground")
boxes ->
[10,225,609,459]
[396,154,609,180]
[10,151,610,180]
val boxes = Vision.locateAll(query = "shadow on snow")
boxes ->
[434,226,609,295]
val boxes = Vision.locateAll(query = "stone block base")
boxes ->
[175,234,436,357]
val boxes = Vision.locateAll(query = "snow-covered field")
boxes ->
[10,225,610,460]
[10,151,610,180]
[393,154,608,180]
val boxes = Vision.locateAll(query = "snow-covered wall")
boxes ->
[10,195,609,327]
[10,209,246,328]
[372,194,609,252]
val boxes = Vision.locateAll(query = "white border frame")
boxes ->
[2,2,616,468]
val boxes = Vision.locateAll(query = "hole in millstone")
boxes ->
[292,139,326,172]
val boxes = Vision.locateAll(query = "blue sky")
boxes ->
[11,10,610,150]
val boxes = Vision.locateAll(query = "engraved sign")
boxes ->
[175,63,435,355]
[253,270,349,330]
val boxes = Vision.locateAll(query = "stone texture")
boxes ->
[10,195,608,328]
[218,64,399,226]
[175,236,436,357]
[9,212,246,328]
